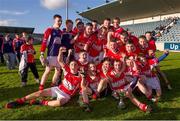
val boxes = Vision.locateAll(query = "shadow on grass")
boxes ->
[0,82,52,102]
[7,96,138,120]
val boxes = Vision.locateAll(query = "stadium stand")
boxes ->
[157,20,180,42]
[122,19,180,42]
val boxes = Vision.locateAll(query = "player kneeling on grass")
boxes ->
[80,63,108,108]
[107,59,151,112]
[125,57,153,102]
[139,56,162,103]
[5,47,85,108]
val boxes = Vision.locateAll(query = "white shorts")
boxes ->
[146,77,161,90]
[47,56,60,68]
[51,87,71,102]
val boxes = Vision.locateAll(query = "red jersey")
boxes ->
[89,37,105,57]
[72,27,78,35]
[77,61,89,72]
[124,66,140,77]
[147,58,158,69]
[86,74,100,92]
[20,44,35,63]
[72,27,85,35]
[148,39,156,51]
[99,66,112,79]
[136,44,150,56]
[112,33,139,47]
[129,35,139,47]
[137,62,156,77]
[108,70,126,90]
[112,27,124,37]
[59,65,82,96]
[74,33,95,53]
[124,48,140,59]
[105,48,123,60]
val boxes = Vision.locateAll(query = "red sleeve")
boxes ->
[72,27,78,35]
[40,28,52,52]
[96,63,102,73]
[107,70,113,78]
[63,64,71,73]
[116,27,124,34]
[112,32,120,39]
[148,40,156,51]
[130,35,139,47]
[20,44,26,53]
[119,45,126,53]
[87,35,97,46]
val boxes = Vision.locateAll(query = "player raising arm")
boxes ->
[5,47,85,108]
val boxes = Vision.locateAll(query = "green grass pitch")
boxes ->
[0,45,180,120]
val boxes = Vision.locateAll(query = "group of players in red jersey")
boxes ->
[5,14,172,113]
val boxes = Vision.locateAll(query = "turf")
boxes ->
[0,45,180,120]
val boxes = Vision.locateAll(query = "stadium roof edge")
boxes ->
[0,26,35,34]
[79,0,117,15]
[79,0,180,23]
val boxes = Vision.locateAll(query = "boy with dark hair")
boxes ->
[39,14,63,90]
[73,21,84,35]
[101,18,114,31]
[19,36,39,86]
[61,19,74,61]
[137,35,150,56]
[145,31,156,51]
[112,17,124,33]
[71,22,95,60]
[92,20,98,32]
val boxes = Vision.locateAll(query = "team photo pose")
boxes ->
[6,47,85,108]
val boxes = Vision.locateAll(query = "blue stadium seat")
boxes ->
[122,20,180,42]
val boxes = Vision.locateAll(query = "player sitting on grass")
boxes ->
[138,56,162,103]
[5,47,85,108]
[19,36,39,87]
[108,59,152,112]
[81,62,108,101]
[124,57,152,101]
[147,49,172,90]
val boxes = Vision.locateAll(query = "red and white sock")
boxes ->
[39,84,44,90]
[16,97,26,104]
[40,100,49,106]
[138,103,147,112]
